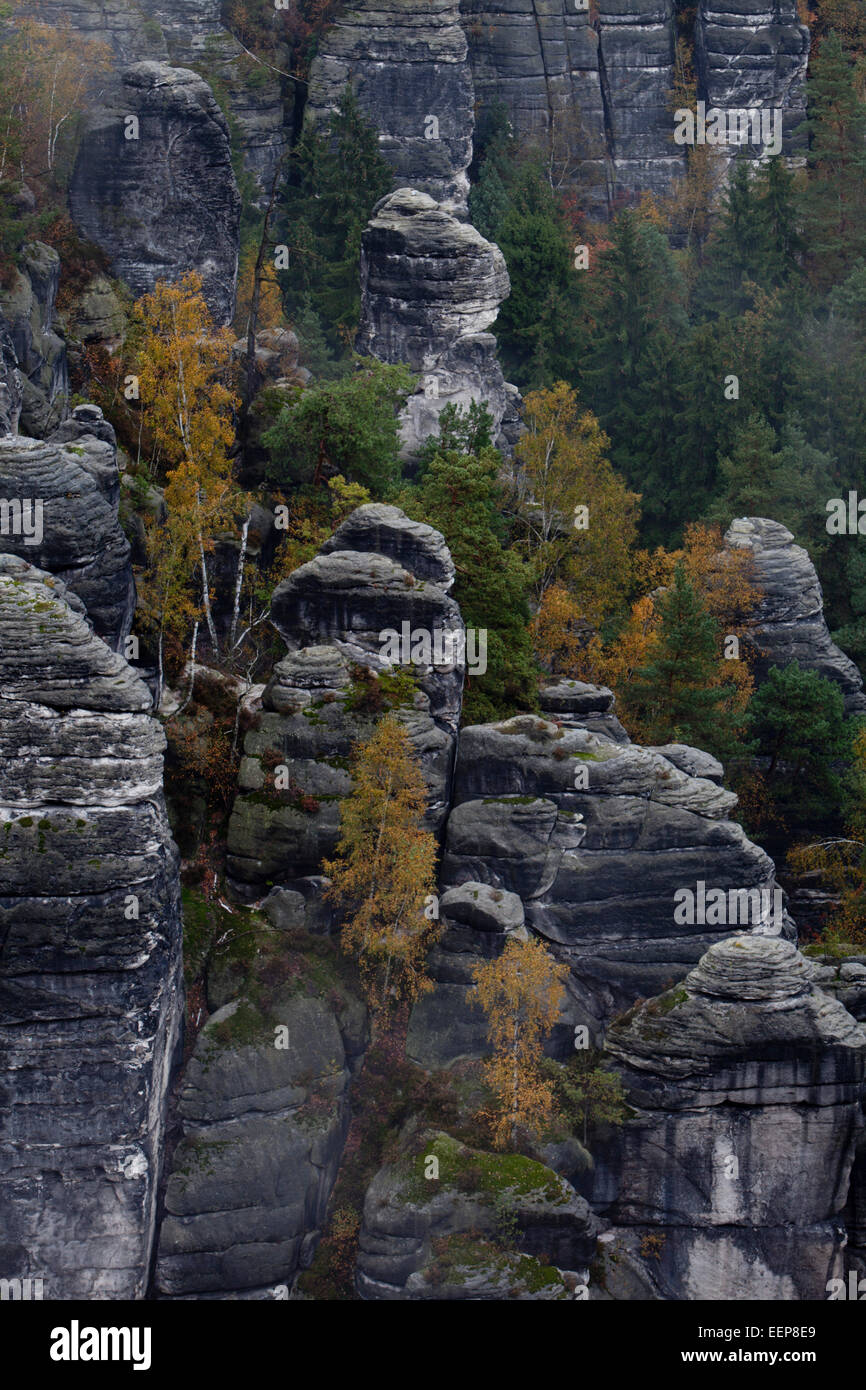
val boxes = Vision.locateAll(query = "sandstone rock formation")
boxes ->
[406,882,529,1068]
[0,555,183,1299]
[306,0,474,211]
[155,985,367,1298]
[443,714,792,1029]
[69,62,241,325]
[228,505,464,898]
[356,189,517,455]
[14,0,286,197]
[309,1,810,210]
[356,1129,599,1299]
[0,311,23,436]
[596,936,866,1300]
[0,242,68,438]
[0,412,135,651]
[695,0,809,161]
[726,516,866,715]
[270,504,465,734]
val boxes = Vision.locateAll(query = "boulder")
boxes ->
[597,935,866,1299]
[0,556,183,1299]
[539,679,629,743]
[69,62,241,325]
[356,1129,598,1299]
[355,188,515,456]
[726,516,866,715]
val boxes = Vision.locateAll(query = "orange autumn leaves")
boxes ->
[523,383,762,744]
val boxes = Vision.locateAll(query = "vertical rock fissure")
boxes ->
[592,15,618,209]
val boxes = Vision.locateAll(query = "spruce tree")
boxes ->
[627,562,741,756]
[798,31,866,288]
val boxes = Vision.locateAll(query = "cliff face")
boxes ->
[309,0,810,211]
[0,557,183,1299]
[12,0,287,197]
[69,62,241,326]
[305,0,475,211]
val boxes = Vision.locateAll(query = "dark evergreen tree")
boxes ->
[797,31,866,289]
[627,562,741,757]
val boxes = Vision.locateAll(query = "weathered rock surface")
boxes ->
[0,556,183,1299]
[406,882,529,1068]
[226,645,454,898]
[306,0,475,211]
[0,415,135,651]
[69,62,241,325]
[444,715,792,1026]
[0,310,23,435]
[356,1130,598,1299]
[356,189,516,456]
[271,505,465,734]
[726,517,866,715]
[155,986,367,1298]
[0,242,68,437]
[695,0,809,163]
[12,0,286,197]
[596,936,866,1299]
[539,679,629,743]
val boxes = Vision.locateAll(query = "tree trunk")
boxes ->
[229,513,251,652]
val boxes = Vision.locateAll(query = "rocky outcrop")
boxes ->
[0,410,135,651]
[226,644,455,899]
[228,505,463,897]
[726,516,866,715]
[406,882,529,1068]
[0,242,68,438]
[443,714,792,1030]
[69,62,241,325]
[155,982,367,1298]
[12,0,286,197]
[596,936,866,1300]
[539,679,629,743]
[695,0,809,162]
[0,556,183,1299]
[270,504,465,734]
[356,189,517,455]
[356,1129,598,1299]
[306,0,475,211]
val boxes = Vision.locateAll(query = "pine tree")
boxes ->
[324,716,440,1018]
[395,443,538,723]
[798,31,866,289]
[626,562,741,756]
[280,87,392,355]
[581,210,689,536]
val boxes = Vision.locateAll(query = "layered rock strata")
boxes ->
[69,62,241,325]
[0,556,183,1298]
[596,936,866,1300]
[305,0,475,211]
[356,189,517,455]
[726,516,866,715]
[0,411,135,651]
